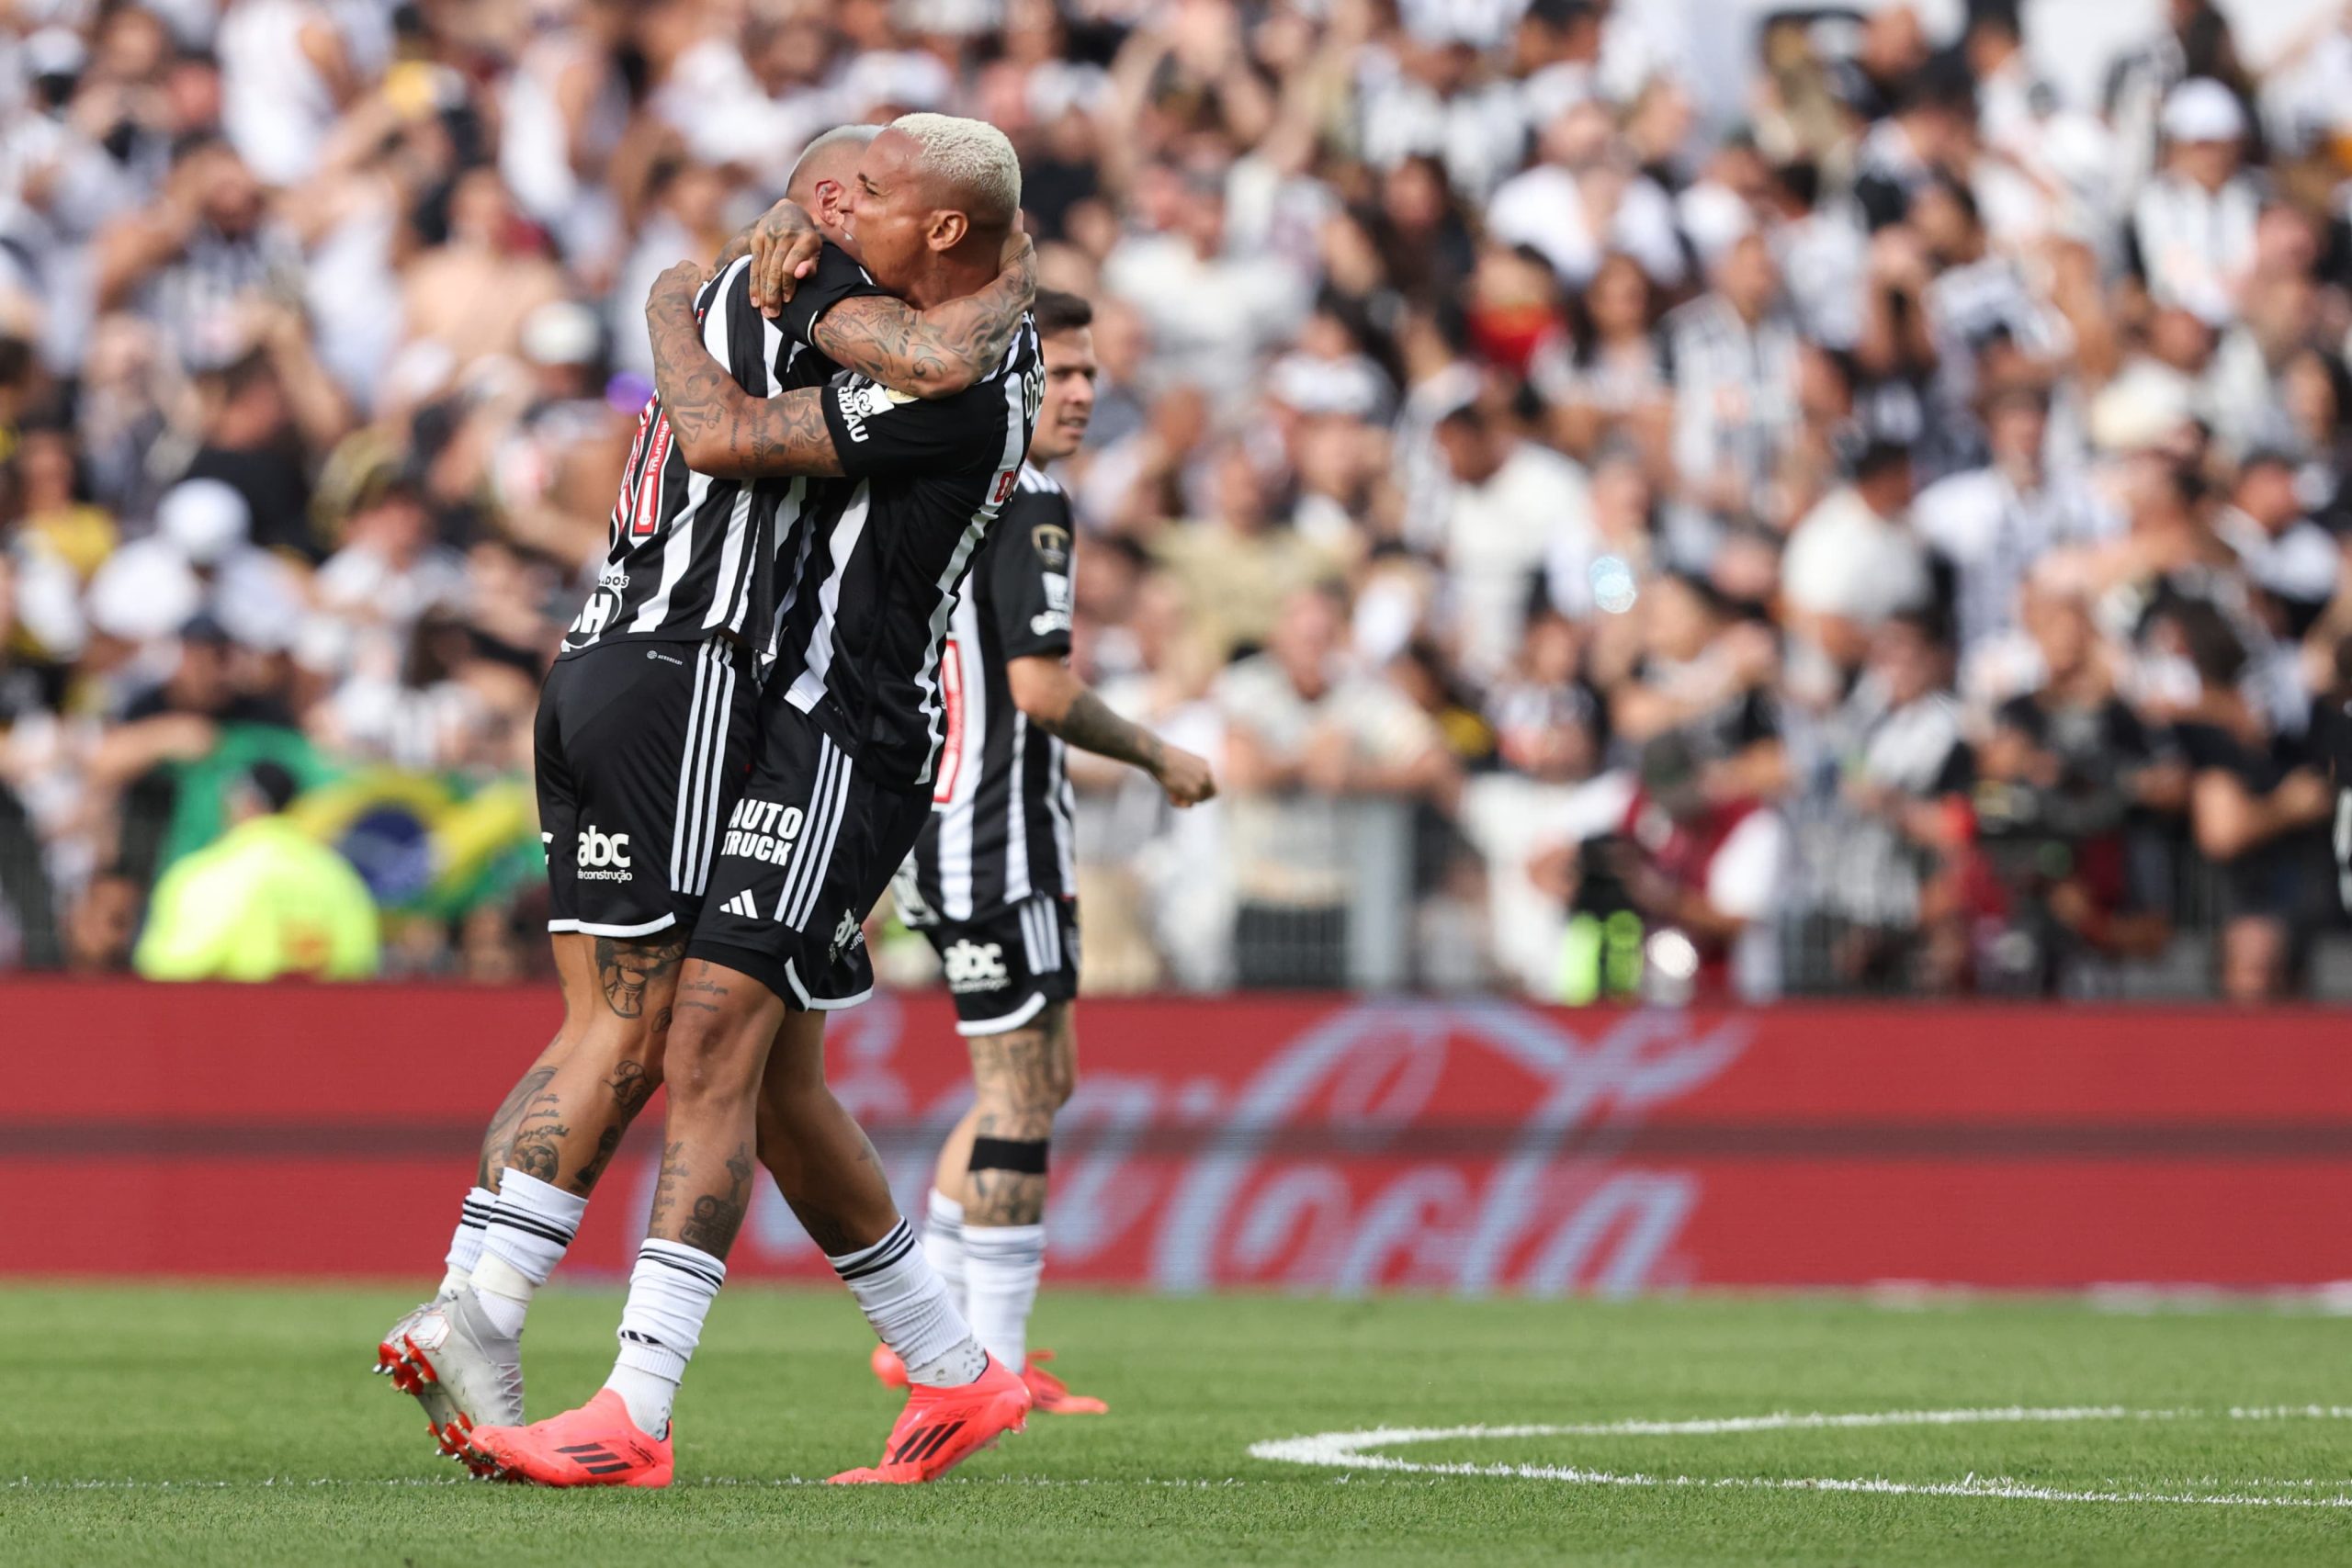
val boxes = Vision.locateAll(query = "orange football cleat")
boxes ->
[1021,1350,1108,1415]
[870,1341,909,1390]
[462,1389,673,1488]
[829,1355,1031,1483]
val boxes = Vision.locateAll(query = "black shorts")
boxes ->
[688,699,932,1010]
[536,637,754,940]
[899,882,1080,1036]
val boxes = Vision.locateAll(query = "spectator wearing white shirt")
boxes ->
[217,0,356,187]
[2217,449,2341,638]
[303,477,468,683]
[1781,439,1930,693]
[1102,166,1308,400]
[1431,400,1592,680]
[1486,98,1684,290]
[2124,79,2262,327]
[1356,27,1529,203]
[1662,225,1803,529]
[1216,584,1456,988]
[86,478,305,657]
[1812,610,1975,991]
[1510,0,1600,133]
[1914,387,2120,663]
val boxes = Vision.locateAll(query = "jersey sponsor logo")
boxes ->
[940,939,1009,993]
[610,402,656,536]
[571,567,635,644]
[718,797,808,867]
[571,586,622,641]
[632,418,673,536]
[1032,569,1073,637]
[577,826,633,881]
[933,637,965,807]
[1031,523,1070,572]
[829,908,864,962]
[834,380,915,444]
[991,468,1017,504]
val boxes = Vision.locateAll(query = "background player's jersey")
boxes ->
[2323,693,2352,911]
[772,313,1043,791]
[561,247,883,660]
[902,466,1078,922]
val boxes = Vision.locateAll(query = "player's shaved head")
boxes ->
[786,124,881,207]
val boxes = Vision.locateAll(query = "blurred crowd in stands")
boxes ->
[5,0,2352,1000]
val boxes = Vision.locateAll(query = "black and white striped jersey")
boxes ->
[560,247,883,660]
[902,466,1078,920]
[771,314,1043,793]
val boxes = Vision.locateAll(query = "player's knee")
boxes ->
[753,1090,787,1168]
[753,1066,823,1145]
[972,1015,1076,1118]
[572,1009,668,1097]
[661,1001,763,1107]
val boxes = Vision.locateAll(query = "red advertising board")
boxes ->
[4,980,2349,1291]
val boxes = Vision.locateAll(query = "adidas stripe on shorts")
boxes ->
[687,697,932,1010]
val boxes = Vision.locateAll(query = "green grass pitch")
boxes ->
[4,1284,2349,1565]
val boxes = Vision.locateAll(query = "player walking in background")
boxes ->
[465,116,1044,1490]
[876,290,1215,1415]
[374,126,1036,1467]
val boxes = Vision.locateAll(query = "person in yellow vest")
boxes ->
[134,761,381,981]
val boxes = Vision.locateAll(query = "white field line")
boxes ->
[1247,1405,2352,1509]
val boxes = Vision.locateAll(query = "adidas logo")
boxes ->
[888,1418,967,1467]
[721,891,761,919]
[554,1440,641,1477]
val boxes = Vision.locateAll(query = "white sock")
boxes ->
[962,1224,1046,1374]
[473,1170,586,1338]
[923,1189,967,1317]
[439,1185,498,1297]
[831,1219,986,1386]
[604,1238,725,1437]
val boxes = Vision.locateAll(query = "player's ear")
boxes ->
[927,209,968,253]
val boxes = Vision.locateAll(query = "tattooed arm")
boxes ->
[708,227,752,273]
[741,199,1037,396]
[1007,654,1217,807]
[808,232,1035,397]
[645,261,844,480]
[712,197,819,288]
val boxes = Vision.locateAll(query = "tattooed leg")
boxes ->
[954,1004,1076,1227]
[755,1010,903,1256]
[477,1061,557,1191]
[644,960,786,1260]
[499,931,686,1197]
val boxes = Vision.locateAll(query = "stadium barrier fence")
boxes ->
[5,981,2348,1292]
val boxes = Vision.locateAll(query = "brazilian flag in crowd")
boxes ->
[160,724,541,919]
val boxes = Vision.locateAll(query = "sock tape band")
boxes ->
[967,1136,1049,1175]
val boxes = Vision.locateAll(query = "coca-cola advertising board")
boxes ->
[5,980,2348,1290]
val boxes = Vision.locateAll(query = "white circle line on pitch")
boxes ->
[1246,1405,2352,1508]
